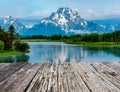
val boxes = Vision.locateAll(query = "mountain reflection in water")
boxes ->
[27,42,120,63]
[1,42,120,63]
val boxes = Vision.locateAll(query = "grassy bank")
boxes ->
[22,39,120,46]
[22,39,53,42]
[22,39,62,42]
[0,50,23,57]
[65,41,120,46]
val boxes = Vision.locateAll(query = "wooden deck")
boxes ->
[0,62,120,92]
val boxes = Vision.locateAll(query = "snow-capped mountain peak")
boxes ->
[50,7,81,23]
[5,16,12,18]
[41,7,88,31]
[0,16,26,33]
[31,7,105,35]
[40,7,104,34]
[1,8,119,36]
[3,16,16,24]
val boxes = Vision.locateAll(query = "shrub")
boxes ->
[0,40,4,51]
[14,41,29,52]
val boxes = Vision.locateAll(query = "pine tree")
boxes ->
[8,25,15,48]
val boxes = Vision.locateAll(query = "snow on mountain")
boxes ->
[41,7,88,31]
[0,16,26,34]
[104,24,120,33]
[25,24,34,28]
[94,18,120,33]
[1,8,119,36]
[28,7,105,36]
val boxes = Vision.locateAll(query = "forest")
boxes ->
[22,30,120,43]
[0,26,29,52]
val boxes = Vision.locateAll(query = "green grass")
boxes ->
[65,41,120,46]
[0,50,23,57]
[22,39,62,42]
[22,39,53,42]
[22,39,120,46]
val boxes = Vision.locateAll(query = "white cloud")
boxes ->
[81,9,120,20]
[83,9,100,19]
[88,9,100,16]
[73,8,78,12]
[31,10,41,16]
[31,10,50,17]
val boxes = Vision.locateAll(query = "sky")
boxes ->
[0,0,120,20]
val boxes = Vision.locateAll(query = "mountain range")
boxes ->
[0,16,26,34]
[0,7,120,36]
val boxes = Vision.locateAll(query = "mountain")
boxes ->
[1,8,120,36]
[105,23,120,32]
[18,18,40,27]
[0,16,26,34]
[27,7,105,36]
[94,17,120,25]
[94,18,120,32]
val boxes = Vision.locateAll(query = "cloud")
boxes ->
[81,9,120,20]
[31,10,42,16]
[31,10,51,17]
[82,9,100,19]
[73,8,78,12]
[88,9,100,16]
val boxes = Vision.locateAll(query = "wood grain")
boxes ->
[0,62,120,92]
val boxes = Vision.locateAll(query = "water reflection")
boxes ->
[27,42,120,63]
[0,54,29,63]
[83,46,120,57]
[1,42,120,63]
[27,42,86,63]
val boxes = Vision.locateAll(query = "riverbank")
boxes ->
[22,39,120,46]
[0,50,23,57]
[0,62,120,92]
[22,39,58,42]
[65,41,120,46]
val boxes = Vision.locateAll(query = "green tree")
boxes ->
[81,34,90,42]
[68,34,82,42]
[0,28,10,50]
[89,33,101,42]
[14,41,29,52]
[102,33,112,42]
[8,25,15,48]
[0,40,4,51]
[50,34,62,40]
[15,33,21,40]
[0,25,16,50]
[111,30,120,42]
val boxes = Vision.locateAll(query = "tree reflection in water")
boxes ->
[83,46,120,58]
[0,54,29,63]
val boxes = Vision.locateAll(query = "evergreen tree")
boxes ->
[0,40,4,51]
[8,25,15,48]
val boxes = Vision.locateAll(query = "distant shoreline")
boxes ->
[22,39,120,46]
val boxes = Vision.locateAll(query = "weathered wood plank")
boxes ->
[91,63,120,89]
[70,62,120,92]
[68,63,90,92]
[26,63,91,92]
[0,63,11,71]
[0,62,120,92]
[0,63,41,92]
[26,63,52,92]
[102,62,120,73]
[0,63,27,83]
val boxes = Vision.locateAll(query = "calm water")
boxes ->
[0,42,120,63]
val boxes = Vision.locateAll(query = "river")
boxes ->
[0,42,120,63]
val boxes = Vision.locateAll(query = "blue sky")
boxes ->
[0,0,120,19]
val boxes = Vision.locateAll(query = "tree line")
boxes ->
[0,25,29,52]
[22,30,120,42]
